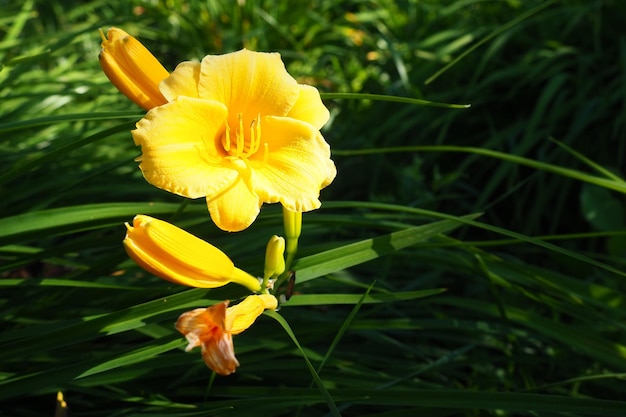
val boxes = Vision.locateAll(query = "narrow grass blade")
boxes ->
[0,122,134,184]
[332,145,626,193]
[550,137,626,183]
[317,283,373,375]
[425,0,558,84]
[0,112,142,133]
[0,202,189,246]
[265,310,342,417]
[282,289,445,306]
[321,92,470,109]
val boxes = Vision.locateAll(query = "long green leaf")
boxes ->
[425,0,558,84]
[201,386,626,415]
[283,289,445,306]
[0,288,209,364]
[436,297,626,372]
[319,201,626,279]
[294,214,479,283]
[0,202,190,246]
[0,112,142,133]
[320,92,470,109]
[332,145,626,193]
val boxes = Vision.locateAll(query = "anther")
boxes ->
[248,114,262,155]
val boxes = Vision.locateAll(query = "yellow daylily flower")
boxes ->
[99,27,169,110]
[123,214,261,292]
[132,49,337,232]
[176,294,278,375]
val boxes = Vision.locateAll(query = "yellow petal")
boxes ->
[322,156,338,189]
[198,49,300,128]
[258,293,279,309]
[206,176,262,232]
[160,61,201,101]
[99,27,169,110]
[132,96,236,199]
[225,294,278,335]
[286,84,330,130]
[124,215,260,291]
[250,116,336,212]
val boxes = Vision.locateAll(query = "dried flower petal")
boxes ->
[176,295,278,375]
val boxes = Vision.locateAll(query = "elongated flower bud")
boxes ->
[99,27,169,110]
[282,207,302,271]
[124,215,261,292]
[264,235,286,279]
[282,207,302,242]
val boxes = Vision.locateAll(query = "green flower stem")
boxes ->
[275,207,302,290]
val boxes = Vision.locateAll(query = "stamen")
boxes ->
[247,114,261,156]
[262,142,269,164]
[223,124,231,151]
[249,119,257,154]
[236,113,244,155]
[222,113,263,158]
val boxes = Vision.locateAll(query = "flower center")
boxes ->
[222,113,267,161]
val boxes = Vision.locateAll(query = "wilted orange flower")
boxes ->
[131,48,336,232]
[123,214,261,292]
[176,294,278,375]
[99,27,169,110]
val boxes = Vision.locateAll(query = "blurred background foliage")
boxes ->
[2,0,626,415]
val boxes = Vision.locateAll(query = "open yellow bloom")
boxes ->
[123,214,261,292]
[99,27,169,110]
[176,294,278,375]
[132,49,337,231]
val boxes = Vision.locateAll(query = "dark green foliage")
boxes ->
[2,0,626,416]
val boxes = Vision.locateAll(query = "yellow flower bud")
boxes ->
[124,215,261,292]
[282,207,302,241]
[99,27,169,110]
[264,235,286,279]
[282,207,302,271]
[55,391,68,417]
